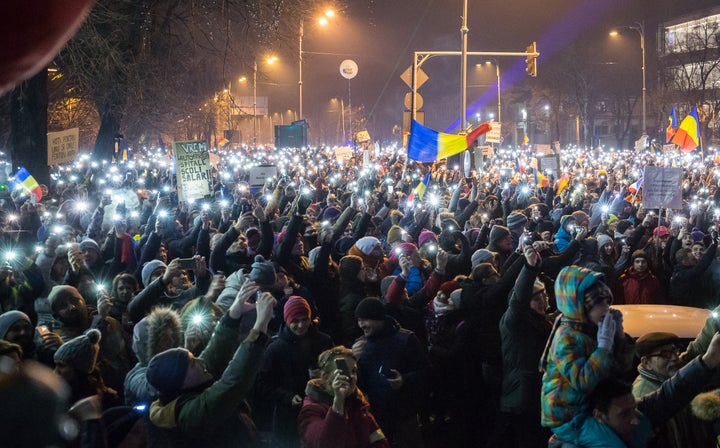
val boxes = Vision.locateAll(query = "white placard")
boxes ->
[334,146,353,162]
[248,165,278,186]
[173,140,212,201]
[485,122,502,143]
[642,166,683,209]
[47,128,79,165]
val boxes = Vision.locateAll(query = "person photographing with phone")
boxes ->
[298,346,389,448]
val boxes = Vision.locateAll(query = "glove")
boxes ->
[609,308,624,337]
[597,312,616,351]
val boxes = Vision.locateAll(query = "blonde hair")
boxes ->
[318,346,355,376]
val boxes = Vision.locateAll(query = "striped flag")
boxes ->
[9,167,42,201]
[407,172,431,203]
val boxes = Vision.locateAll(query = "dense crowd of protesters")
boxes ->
[3,142,720,447]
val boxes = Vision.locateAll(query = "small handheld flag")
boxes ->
[9,167,42,201]
[666,105,677,143]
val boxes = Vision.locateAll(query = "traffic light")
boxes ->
[526,41,538,77]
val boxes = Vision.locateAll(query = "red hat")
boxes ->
[439,280,459,297]
[284,296,311,326]
[653,226,670,238]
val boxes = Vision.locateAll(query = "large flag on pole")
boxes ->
[672,107,700,152]
[407,120,491,162]
[666,105,678,143]
[9,167,42,201]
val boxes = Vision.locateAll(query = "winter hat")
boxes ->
[471,249,495,268]
[380,276,395,298]
[489,225,511,242]
[146,347,192,394]
[79,239,100,256]
[53,329,101,374]
[47,285,84,312]
[596,234,613,249]
[571,211,590,229]
[395,242,418,257]
[142,260,167,288]
[418,229,437,248]
[0,310,30,339]
[284,296,311,326]
[653,226,670,238]
[250,255,276,286]
[506,211,528,229]
[338,255,363,281]
[635,332,679,358]
[308,246,322,268]
[448,289,463,308]
[692,229,705,243]
[631,250,648,263]
[386,226,403,245]
[354,236,381,256]
[355,297,386,321]
[131,317,151,365]
[439,280,459,297]
[616,220,633,235]
[321,206,342,222]
[606,214,619,225]
[537,220,554,234]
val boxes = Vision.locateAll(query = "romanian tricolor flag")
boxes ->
[672,107,700,152]
[628,178,643,193]
[535,170,549,188]
[217,137,230,147]
[666,105,678,143]
[407,172,431,203]
[555,173,570,194]
[10,167,42,201]
[407,120,491,162]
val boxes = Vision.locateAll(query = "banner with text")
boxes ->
[642,166,683,209]
[484,122,502,143]
[248,165,278,187]
[173,140,212,202]
[47,128,79,165]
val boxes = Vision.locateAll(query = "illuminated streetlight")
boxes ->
[485,59,501,125]
[610,21,646,134]
[253,55,279,147]
[299,9,336,120]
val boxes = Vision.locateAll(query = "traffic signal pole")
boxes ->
[410,47,540,127]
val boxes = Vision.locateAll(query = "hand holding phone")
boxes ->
[335,357,351,377]
[176,258,195,270]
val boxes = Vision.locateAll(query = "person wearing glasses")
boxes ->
[632,332,715,447]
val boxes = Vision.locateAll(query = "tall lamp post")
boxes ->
[253,56,278,147]
[298,9,335,121]
[610,21,646,135]
[485,60,501,125]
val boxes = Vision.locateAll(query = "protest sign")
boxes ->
[537,154,561,174]
[485,122,501,143]
[642,166,683,209]
[335,146,353,163]
[173,140,212,202]
[47,128,79,165]
[248,165,278,187]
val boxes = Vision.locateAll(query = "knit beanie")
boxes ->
[142,259,167,288]
[571,210,590,229]
[284,296,311,326]
[339,255,363,281]
[418,229,437,248]
[692,229,705,243]
[439,280,459,297]
[79,238,101,256]
[489,225,510,242]
[354,236,381,256]
[395,242,418,257]
[386,226,403,245]
[53,329,101,374]
[47,285,84,312]
[471,249,495,268]
[506,211,528,229]
[653,226,670,238]
[321,206,342,222]
[0,310,30,340]
[355,297,386,321]
[596,234,613,249]
[632,250,648,263]
[250,255,277,286]
[606,214,619,225]
[146,347,192,394]
[616,220,633,235]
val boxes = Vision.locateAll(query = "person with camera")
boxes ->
[298,346,389,448]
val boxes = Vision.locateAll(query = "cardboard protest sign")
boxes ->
[642,166,683,209]
[173,140,212,202]
[47,128,79,165]
[248,165,277,187]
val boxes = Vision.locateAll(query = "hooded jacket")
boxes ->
[616,268,663,305]
[298,379,388,448]
[540,266,614,428]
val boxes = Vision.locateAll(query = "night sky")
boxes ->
[261,0,717,141]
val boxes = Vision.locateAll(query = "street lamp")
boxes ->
[299,9,335,120]
[253,56,278,147]
[485,60,501,125]
[610,21,646,135]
